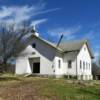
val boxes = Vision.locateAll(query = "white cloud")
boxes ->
[48,25,81,40]
[0,6,13,19]
[0,3,60,26]
[30,18,47,26]
[0,6,36,24]
[33,8,61,16]
[0,5,42,23]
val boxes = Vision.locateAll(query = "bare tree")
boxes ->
[0,22,34,72]
[92,53,100,79]
[97,53,100,67]
[92,62,98,75]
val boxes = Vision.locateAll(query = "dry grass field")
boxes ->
[0,74,100,100]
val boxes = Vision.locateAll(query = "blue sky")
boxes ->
[0,0,100,59]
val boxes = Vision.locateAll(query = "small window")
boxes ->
[83,61,85,70]
[32,43,36,48]
[86,62,88,69]
[53,69,55,73]
[52,62,54,68]
[80,60,82,69]
[52,65,54,68]
[89,63,90,70]
[84,47,86,51]
[58,59,61,68]
[68,60,72,68]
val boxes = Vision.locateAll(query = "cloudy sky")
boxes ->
[0,0,100,59]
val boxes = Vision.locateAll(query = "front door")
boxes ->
[33,62,40,73]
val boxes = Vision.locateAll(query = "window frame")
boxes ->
[58,59,61,68]
[83,61,85,70]
[68,60,72,68]
[80,60,82,69]
[84,47,86,51]
[86,62,88,69]
[89,63,91,70]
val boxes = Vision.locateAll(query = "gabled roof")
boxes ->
[28,34,94,59]
[59,40,87,52]
[30,34,63,52]
[59,39,94,58]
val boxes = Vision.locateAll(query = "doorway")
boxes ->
[33,62,40,73]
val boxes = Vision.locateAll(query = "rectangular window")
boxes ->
[89,63,90,70]
[84,47,86,51]
[86,62,88,69]
[83,61,85,70]
[58,60,61,68]
[80,60,82,69]
[68,60,72,68]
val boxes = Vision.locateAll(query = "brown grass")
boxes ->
[0,74,100,100]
